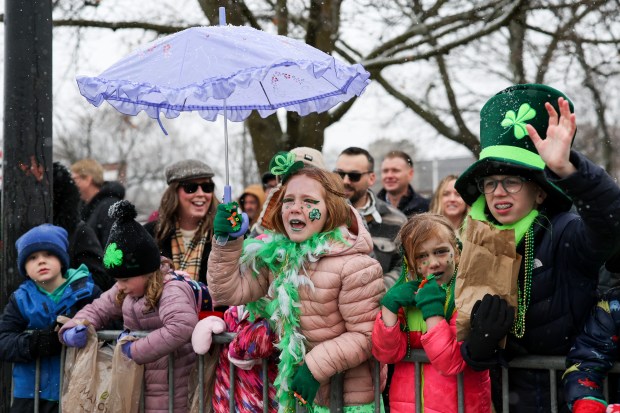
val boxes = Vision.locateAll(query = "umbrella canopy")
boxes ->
[77,25,370,123]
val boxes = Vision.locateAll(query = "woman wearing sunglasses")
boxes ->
[144,159,219,284]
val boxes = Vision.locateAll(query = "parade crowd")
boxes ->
[2,84,620,413]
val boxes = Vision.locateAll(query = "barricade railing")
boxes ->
[22,331,620,412]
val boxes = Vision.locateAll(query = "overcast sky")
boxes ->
[0,0,475,169]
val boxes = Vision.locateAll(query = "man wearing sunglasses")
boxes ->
[335,147,406,289]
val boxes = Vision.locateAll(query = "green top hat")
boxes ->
[455,84,574,214]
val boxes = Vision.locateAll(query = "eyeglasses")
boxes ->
[180,181,214,194]
[477,177,527,194]
[334,170,372,182]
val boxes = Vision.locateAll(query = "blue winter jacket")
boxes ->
[461,151,620,412]
[0,264,101,401]
[563,288,620,409]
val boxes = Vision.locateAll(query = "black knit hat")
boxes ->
[103,200,160,278]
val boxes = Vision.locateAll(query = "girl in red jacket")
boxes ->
[372,213,493,413]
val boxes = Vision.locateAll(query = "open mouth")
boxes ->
[289,219,306,232]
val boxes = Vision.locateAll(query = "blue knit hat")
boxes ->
[16,224,70,278]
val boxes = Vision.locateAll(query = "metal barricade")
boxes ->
[25,331,620,412]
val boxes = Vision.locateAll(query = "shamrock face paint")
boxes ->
[309,208,321,221]
[413,236,458,285]
[281,175,327,243]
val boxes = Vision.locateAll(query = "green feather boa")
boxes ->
[241,227,348,412]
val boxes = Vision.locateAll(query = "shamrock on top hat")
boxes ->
[455,83,574,214]
[104,200,160,279]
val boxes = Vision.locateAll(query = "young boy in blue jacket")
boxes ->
[0,224,101,413]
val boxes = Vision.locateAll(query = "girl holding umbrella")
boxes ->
[204,152,386,412]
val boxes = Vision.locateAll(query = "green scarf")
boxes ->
[469,195,539,245]
[241,227,348,411]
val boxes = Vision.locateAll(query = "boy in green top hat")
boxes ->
[454,84,620,412]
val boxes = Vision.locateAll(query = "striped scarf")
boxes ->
[170,220,208,281]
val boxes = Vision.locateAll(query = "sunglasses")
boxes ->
[180,181,214,194]
[334,170,372,183]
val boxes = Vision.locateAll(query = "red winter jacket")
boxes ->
[372,311,491,413]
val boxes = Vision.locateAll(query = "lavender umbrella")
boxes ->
[76,9,370,206]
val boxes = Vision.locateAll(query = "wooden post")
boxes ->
[1,0,53,410]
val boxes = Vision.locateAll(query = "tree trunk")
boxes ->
[2,1,53,410]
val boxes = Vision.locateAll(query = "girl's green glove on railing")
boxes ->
[380,280,420,314]
[290,363,320,406]
[415,275,446,320]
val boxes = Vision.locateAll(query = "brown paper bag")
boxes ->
[106,335,144,412]
[62,325,114,412]
[455,217,521,345]
[62,325,143,412]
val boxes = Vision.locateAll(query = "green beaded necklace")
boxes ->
[511,226,534,338]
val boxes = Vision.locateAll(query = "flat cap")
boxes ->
[165,159,214,184]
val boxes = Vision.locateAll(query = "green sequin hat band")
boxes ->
[455,84,573,214]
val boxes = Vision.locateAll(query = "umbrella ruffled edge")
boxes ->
[76,58,371,122]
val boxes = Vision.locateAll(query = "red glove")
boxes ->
[573,399,606,413]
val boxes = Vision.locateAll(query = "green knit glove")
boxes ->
[290,363,320,406]
[380,280,420,314]
[415,275,446,320]
[213,202,243,239]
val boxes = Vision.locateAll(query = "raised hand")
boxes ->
[214,202,249,240]
[526,97,577,178]
[415,275,447,320]
[380,280,420,314]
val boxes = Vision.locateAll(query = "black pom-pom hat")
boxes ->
[103,200,160,279]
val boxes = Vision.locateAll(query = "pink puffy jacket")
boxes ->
[59,280,198,413]
[207,207,386,407]
[372,311,492,413]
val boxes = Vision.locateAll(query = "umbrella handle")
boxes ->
[224,185,232,203]
[215,185,250,246]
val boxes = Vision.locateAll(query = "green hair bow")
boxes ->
[269,151,304,182]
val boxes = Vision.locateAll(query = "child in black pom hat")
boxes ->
[102,200,161,278]
[59,200,200,412]
[0,223,101,413]
[454,84,620,412]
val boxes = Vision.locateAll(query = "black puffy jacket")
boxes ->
[464,151,620,413]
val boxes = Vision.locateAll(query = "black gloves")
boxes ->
[29,327,63,359]
[465,294,514,361]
